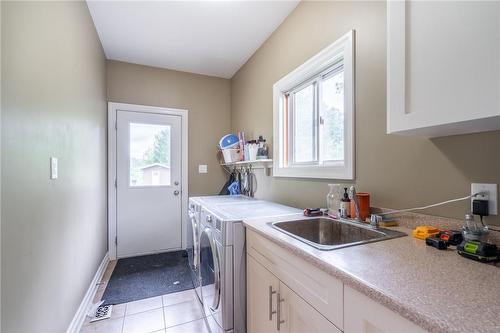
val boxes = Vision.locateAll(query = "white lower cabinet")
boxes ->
[247,255,280,333]
[247,254,341,333]
[246,229,344,331]
[246,229,429,333]
[279,282,341,333]
[344,286,427,333]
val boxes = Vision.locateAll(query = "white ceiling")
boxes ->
[86,1,299,78]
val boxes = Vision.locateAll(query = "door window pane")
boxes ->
[293,83,315,163]
[320,70,344,162]
[130,123,171,186]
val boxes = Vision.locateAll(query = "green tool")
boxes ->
[457,240,499,263]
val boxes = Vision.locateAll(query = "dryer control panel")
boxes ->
[200,206,235,246]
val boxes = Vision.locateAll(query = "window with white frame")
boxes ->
[273,31,355,179]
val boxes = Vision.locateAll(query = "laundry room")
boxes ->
[1,1,500,333]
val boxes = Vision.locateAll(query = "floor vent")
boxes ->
[90,305,113,322]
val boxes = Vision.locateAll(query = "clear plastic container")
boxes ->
[462,214,489,242]
[327,184,340,217]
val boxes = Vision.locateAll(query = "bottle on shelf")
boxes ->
[256,135,268,159]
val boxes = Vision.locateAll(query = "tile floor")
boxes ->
[80,261,222,333]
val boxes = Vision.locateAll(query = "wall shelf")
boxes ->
[220,159,273,176]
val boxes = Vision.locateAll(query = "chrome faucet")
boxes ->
[346,186,380,229]
[349,186,361,222]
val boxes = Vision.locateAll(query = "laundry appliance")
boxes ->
[196,197,301,333]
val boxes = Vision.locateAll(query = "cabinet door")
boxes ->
[247,254,280,333]
[387,1,500,137]
[344,286,428,333]
[279,282,341,333]
[247,229,344,329]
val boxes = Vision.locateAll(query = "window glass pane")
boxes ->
[320,70,344,161]
[130,123,171,186]
[293,84,315,163]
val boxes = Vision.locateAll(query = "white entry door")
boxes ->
[116,110,182,258]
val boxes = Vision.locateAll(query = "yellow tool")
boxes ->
[412,226,440,240]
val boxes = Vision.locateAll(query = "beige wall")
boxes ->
[231,1,500,225]
[107,60,231,196]
[1,2,107,332]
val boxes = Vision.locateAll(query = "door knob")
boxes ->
[174,190,180,196]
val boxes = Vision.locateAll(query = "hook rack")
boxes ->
[220,159,273,176]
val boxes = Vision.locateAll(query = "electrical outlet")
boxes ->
[198,164,208,174]
[471,183,497,215]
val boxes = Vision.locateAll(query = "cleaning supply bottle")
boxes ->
[340,188,350,218]
[257,135,268,159]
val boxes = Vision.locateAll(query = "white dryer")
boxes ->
[188,195,256,304]
[199,206,243,333]
[198,199,301,333]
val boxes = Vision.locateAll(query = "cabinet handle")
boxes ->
[276,292,285,331]
[268,286,277,321]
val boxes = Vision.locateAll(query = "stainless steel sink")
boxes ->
[270,217,406,250]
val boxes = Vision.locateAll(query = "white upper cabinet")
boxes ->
[387,1,500,137]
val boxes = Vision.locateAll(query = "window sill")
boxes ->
[273,165,354,180]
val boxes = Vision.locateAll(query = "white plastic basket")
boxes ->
[222,148,240,164]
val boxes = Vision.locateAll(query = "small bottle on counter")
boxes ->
[326,184,336,217]
[340,188,350,218]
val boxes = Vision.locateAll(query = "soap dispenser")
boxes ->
[340,188,350,218]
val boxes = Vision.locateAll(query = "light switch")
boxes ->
[50,157,58,179]
[198,164,208,174]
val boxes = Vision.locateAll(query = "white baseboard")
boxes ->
[66,252,110,333]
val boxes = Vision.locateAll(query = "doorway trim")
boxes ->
[108,102,189,260]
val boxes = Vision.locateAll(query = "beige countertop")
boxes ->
[243,213,500,333]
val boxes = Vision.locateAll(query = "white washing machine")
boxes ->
[197,199,301,333]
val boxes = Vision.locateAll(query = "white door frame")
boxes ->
[108,102,188,260]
